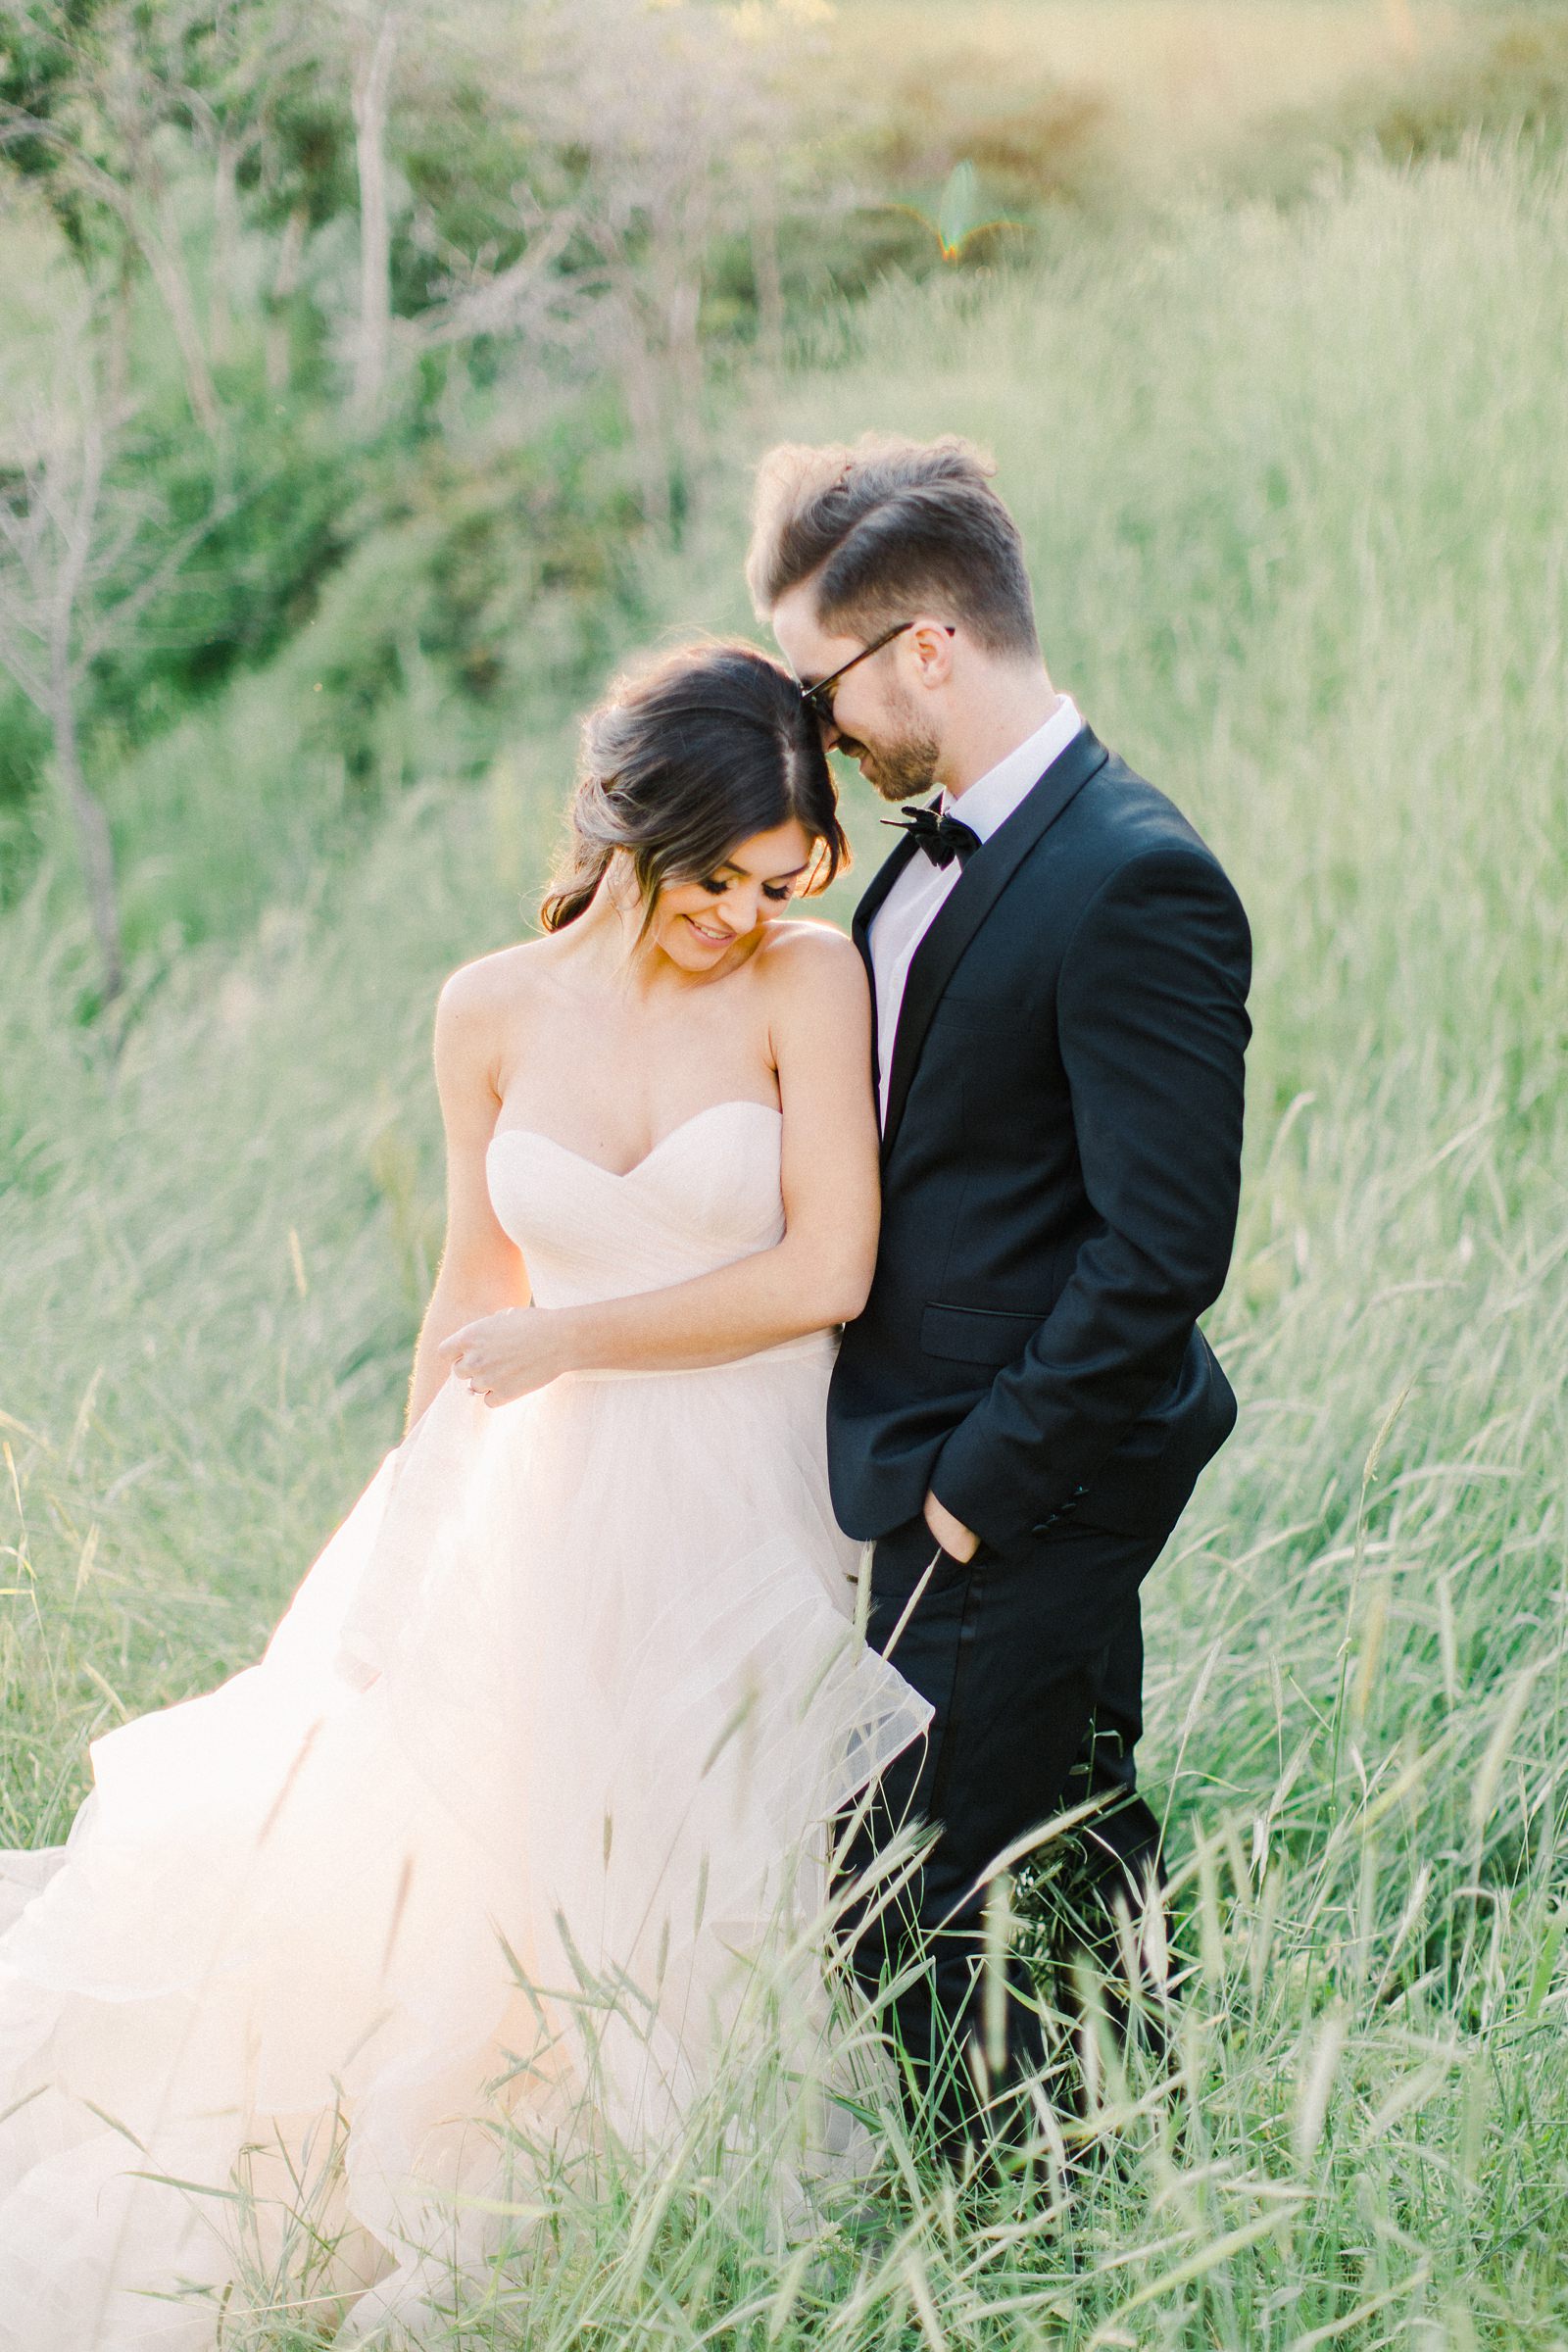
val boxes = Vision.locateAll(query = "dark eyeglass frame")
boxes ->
[799,620,955,720]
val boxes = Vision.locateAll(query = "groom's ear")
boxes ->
[906,618,958,689]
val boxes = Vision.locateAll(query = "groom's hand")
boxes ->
[922,1488,979,1563]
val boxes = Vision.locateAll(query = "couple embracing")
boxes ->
[0,435,1250,2344]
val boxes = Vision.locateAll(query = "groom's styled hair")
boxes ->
[746,432,1039,660]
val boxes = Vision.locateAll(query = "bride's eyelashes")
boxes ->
[696,876,797,905]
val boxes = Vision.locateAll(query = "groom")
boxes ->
[750,434,1251,2140]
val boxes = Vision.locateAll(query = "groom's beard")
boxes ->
[836,699,942,805]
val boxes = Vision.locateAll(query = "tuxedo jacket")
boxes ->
[827,726,1252,1553]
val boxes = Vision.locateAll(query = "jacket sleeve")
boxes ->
[930,846,1251,1550]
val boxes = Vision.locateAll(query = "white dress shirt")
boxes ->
[868,696,1084,1127]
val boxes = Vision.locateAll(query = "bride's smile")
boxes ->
[611,817,813,978]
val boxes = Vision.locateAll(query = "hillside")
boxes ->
[3,137,1566,2341]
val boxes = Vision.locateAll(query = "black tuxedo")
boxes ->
[832,725,1251,2139]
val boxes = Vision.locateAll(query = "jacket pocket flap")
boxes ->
[920,1301,1041,1366]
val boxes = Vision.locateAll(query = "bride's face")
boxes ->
[647,818,815,971]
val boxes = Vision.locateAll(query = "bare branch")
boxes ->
[350,3,401,423]
[0,104,221,439]
[0,263,247,1009]
[414,209,584,350]
[74,484,246,676]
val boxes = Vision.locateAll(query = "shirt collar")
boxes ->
[942,695,1083,845]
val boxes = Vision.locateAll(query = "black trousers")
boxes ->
[837,1509,1171,2147]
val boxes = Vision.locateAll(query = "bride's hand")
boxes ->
[436,1306,571,1405]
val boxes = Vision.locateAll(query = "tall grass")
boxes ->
[3,145,1567,2342]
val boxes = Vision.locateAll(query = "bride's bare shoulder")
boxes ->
[754,917,867,1014]
[438,936,552,1012]
[756,915,859,964]
[434,938,556,1072]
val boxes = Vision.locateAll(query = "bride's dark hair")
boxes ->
[540,640,849,932]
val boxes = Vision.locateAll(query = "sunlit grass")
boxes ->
[4,143,1567,2343]
[808,0,1470,190]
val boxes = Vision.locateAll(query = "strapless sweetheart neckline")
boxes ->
[486,1096,782,1181]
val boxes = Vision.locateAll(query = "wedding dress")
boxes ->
[0,1099,932,2348]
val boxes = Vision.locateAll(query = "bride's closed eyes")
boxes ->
[699,875,797,904]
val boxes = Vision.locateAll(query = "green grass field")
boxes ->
[3,137,1567,2345]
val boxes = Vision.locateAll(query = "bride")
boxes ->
[0,642,932,2348]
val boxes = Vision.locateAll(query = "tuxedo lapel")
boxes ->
[880,728,1110,1160]
[852,821,925,957]
[851,822,926,1102]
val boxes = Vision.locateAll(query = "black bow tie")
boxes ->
[883,803,981,869]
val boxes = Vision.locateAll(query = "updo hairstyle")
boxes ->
[540,640,849,933]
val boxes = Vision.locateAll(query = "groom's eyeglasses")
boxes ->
[798,620,954,722]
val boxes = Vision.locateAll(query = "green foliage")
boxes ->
[4,137,1568,2340]
[1362,9,1568,158]
[0,0,106,249]
[86,410,641,956]
[10,0,1568,975]
[86,380,350,735]
[855,45,1113,217]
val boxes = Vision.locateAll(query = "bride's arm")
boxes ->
[440,925,879,1396]
[405,960,531,1432]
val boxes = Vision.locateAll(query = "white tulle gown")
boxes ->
[0,1099,932,2348]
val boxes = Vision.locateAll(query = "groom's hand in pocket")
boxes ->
[922,1488,980,1564]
